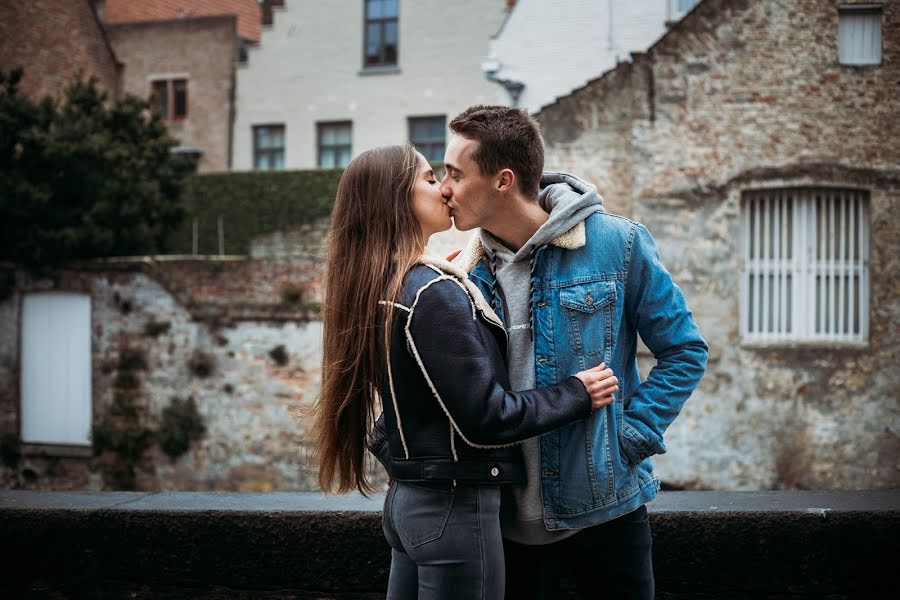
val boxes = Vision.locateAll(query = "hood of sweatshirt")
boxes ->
[457,172,605,272]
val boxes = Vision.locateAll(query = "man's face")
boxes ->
[440,134,500,231]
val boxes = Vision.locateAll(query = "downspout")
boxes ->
[480,58,525,108]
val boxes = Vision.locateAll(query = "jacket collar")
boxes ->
[455,221,587,274]
[416,254,504,328]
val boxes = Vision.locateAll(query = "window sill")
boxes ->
[739,340,869,351]
[20,443,93,458]
[838,61,882,68]
[358,65,401,76]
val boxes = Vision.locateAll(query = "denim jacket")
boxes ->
[457,206,708,529]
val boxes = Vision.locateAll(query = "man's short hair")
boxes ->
[449,105,544,197]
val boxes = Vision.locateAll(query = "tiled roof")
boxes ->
[103,0,262,42]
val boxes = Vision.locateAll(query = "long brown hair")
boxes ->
[313,144,424,494]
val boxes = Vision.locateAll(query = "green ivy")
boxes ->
[167,168,344,255]
[158,397,206,460]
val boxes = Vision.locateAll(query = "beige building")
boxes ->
[231,0,509,170]
[105,16,241,172]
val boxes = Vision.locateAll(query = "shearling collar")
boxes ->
[416,253,504,328]
[454,221,587,274]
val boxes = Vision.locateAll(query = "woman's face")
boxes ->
[410,151,452,239]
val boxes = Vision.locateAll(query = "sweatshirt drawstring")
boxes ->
[527,245,536,341]
[486,244,538,341]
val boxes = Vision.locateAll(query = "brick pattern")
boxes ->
[535,0,900,490]
[0,0,120,101]
[106,17,238,172]
[103,0,261,42]
[0,256,360,492]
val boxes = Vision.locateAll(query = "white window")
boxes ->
[741,188,869,344]
[21,293,92,446]
[838,5,882,65]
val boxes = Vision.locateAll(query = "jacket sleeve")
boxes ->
[621,224,708,465]
[366,413,391,474]
[405,277,592,448]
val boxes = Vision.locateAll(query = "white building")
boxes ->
[484,0,700,113]
[232,0,509,171]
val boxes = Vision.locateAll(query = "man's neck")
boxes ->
[486,198,549,252]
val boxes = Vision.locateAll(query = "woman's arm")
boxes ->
[405,277,611,448]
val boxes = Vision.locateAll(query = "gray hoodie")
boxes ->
[480,172,604,544]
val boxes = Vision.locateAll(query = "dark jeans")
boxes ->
[382,480,505,599]
[503,505,654,599]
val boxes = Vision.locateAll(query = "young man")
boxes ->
[442,105,708,599]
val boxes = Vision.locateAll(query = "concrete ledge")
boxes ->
[2,491,897,599]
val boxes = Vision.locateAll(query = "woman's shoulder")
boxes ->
[400,262,472,309]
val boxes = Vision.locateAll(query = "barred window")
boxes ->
[741,188,869,343]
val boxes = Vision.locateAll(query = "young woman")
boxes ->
[313,144,618,600]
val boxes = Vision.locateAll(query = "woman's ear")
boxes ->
[497,168,516,193]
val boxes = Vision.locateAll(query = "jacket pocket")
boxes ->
[560,281,616,359]
[391,482,455,548]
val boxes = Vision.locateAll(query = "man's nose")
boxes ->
[439,179,451,200]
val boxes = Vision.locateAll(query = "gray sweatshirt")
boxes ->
[481,173,604,545]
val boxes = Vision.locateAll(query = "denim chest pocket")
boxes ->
[559,281,616,359]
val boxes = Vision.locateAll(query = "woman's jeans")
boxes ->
[382,480,504,599]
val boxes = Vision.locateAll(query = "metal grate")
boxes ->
[741,188,869,343]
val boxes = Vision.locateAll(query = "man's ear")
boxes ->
[496,168,516,193]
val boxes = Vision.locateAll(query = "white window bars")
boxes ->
[740,188,869,344]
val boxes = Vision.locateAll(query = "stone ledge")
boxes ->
[1,490,897,599]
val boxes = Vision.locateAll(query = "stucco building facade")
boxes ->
[231,0,508,170]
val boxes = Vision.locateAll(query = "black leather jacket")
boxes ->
[368,257,591,485]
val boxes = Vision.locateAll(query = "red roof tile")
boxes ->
[103,0,261,42]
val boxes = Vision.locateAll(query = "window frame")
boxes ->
[362,0,399,69]
[739,187,870,346]
[252,124,286,171]
[316,121,353,169]
[407,115,447,163]
[150,78,189,121]
[837,4,883,66]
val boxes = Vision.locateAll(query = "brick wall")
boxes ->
[106,16,238,172]
[535,0,900,490]
[0,0,121,101]
[0,256,371,492]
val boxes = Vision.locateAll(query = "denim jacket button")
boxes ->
[490,467,500,477]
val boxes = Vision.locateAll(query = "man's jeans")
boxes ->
[383,481,505,599]
[503,505,654,599]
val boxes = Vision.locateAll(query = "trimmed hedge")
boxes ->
[167,168,344,255]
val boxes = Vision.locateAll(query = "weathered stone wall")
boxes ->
[106,16,238,172]
[0,257,380,492]
[536,0,900,490]
[0,0,121,101]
